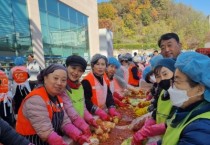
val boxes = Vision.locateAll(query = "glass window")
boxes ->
[12,0,28,19]
[41,25,50,44]
[39,0,89,64]
[77,12,84,26]
[48,13,59,29]
[38,0,46,11]
[0,0,11,14]
[60,18,70,30]
[12,0,26,4]
[46,0,58,15]
[59,3,68,19]
[0,0,32,68]
[83,16,88,27]
[40,11,48,25]
[69,8,77,22]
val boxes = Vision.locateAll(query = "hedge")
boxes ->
[113,43,158,50]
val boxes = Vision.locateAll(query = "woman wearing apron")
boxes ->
[61,55,97,141]
[82,54,121,121]
[16,64,89,145]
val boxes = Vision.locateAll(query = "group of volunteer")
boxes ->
[0,32,210,145]
[0,51,131,144]
[132,33,210,145]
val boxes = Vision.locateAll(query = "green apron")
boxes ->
[156,90,172,124]
[66,85,85,117]
[162,102,210,145]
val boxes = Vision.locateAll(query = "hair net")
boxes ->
[91,54,107,68]
[154,58,176,72]
[108,57,121,69]
[37,64,67,84]
[142,65,152,81]
[124,53,132,61]
[119,54,128,61]
[66,55,87,71]
[150,54,164,69]
[14,57,25,66]
[175,51,210,102]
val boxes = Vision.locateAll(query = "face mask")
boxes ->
[168,86,189,107]
[149,74,156,83]
[159,79,171,90]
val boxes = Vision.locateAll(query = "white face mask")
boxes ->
[168,86,189,107]
[149,74,156,83]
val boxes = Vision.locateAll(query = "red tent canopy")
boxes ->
[195,48,210,55]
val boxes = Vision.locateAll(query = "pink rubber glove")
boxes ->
[88,118,98,128]
[144,118,156,127]
[132,123,166,144]
[77,134,90,145]
[73,117,91,137]
[142,123,166,137]
[63,124,90,144]
[113,97,126,107]
[147,142,157,145]
[63,123,82,141]
[146,94,153,101]
[113,92,123,101]
[108,107,121,118]
[95,108,110,121]
[132,130,145,145]
[47,132,68,145]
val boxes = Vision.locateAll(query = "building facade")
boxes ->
[0,0,99,69]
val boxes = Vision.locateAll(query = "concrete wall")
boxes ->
[27,0,45,69]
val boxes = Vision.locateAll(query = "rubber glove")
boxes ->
[47,131,68,145]
[108,107,121,118]
[88,118,98,128]
[132,135,144,145]
[113,97,126,107]
[73,117,91,137]
[113,92,124,101]
[63,123,82,141]
[95,108,110,121]
[142,123,166,137]
[132,123,166,144]
[144,118,156,127]
[146,94,153,101]
[63,123,90,144]
[77,134,90,145]
[147,142,157,145]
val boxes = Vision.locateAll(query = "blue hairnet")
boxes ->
[142,65,152,81]
[14,57,25,66]
[155,58,176,72]
[124,53,132,61]
[175,51,210,102]
[108,57,121,69]
[150,54,164,69]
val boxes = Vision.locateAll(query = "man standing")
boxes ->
[153,50,159,57]
[27,54,41,90]
[158,33,182,58]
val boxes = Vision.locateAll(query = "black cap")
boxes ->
[65,55,87,72]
